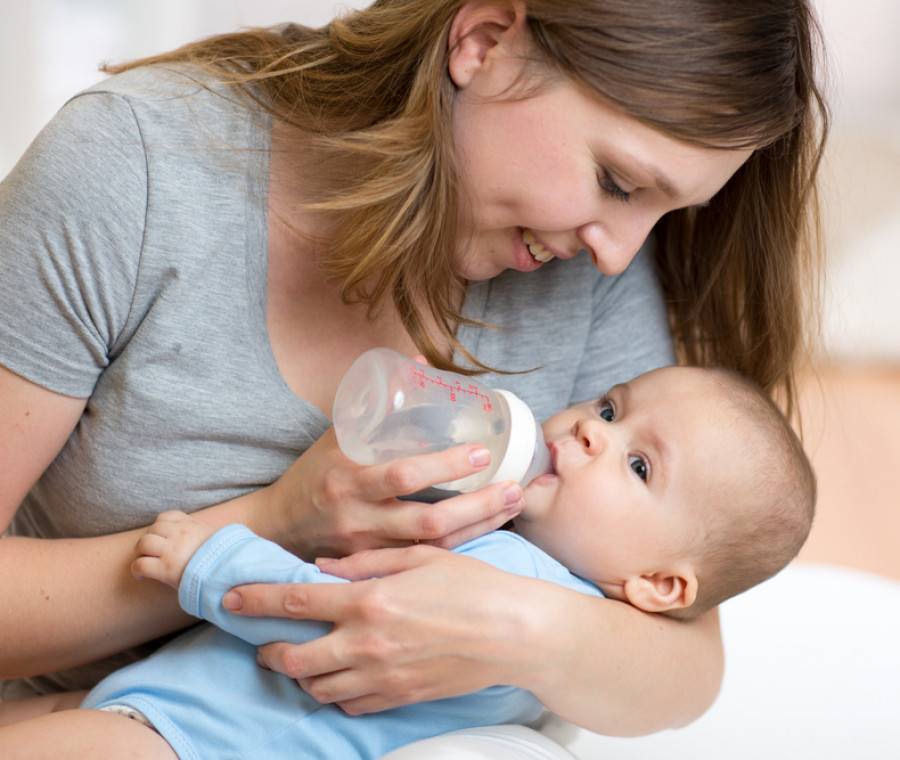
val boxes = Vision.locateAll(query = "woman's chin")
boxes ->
[455,260,507,282]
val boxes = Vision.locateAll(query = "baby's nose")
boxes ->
[577,419,608,454]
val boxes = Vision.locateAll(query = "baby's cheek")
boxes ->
[542,409,578,438]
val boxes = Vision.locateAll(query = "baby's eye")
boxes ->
[597,399,615,422]
[628,454,649,483]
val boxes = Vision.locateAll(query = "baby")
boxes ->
[1,365,816,759]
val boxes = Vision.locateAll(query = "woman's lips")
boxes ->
[512,228,545,272]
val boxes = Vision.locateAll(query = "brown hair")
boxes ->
[668,368,817,621]
[103,0,828,406]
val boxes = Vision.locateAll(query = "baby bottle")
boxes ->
[332,347,551,496]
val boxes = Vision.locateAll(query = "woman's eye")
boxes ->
[628,454,649,483]
[597,399,615,422]
[598,169,631,204]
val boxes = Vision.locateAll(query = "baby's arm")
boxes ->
[132,511,346,646]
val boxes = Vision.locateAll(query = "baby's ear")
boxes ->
[623,568,698,614]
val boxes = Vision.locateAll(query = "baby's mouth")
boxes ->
[548,440,561,474]
[522,443,560,496]
[523,229,555,263]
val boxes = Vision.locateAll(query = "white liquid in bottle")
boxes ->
[333,348,550,496]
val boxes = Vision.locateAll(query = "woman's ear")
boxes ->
[448,0,527,90]
[623,568,699,614]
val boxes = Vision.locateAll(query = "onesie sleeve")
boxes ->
[178,524,348,646]
[0,91,146,397]
[454,531,604,599]
[570,238,676,405]
[180,526,601,648]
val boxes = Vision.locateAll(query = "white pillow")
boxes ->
[542,563,900,759]
[386,564,900,759]
[382,724,575,759]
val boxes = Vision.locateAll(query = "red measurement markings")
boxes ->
[411,367,493,411]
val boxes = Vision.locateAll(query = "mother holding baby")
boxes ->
[0,0,826,753]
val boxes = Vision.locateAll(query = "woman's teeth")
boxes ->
[523,230,555,263]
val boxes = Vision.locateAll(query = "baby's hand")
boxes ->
[131,511,217,589]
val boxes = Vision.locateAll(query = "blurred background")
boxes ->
[1,1,897,756]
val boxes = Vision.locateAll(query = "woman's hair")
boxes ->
[104,0,828,414]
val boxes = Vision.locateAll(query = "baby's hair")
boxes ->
[668,369,817,620]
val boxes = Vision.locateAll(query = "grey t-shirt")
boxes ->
[0,65,674,696]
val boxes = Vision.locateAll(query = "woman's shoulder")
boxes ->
[81,63,256,111]
[72,64,269,153]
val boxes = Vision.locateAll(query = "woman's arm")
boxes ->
[224,547,723,735]
[0,366,517,679]
[0,365,277,678]
[519,579,723,735]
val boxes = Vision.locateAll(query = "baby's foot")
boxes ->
[132,511,217,589]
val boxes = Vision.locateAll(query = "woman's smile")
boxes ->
[511,228,547,272]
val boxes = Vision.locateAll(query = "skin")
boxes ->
[0,0,758,742]
[229,3,752,728]
[520,365,747,613]
[151,367,746,611]
[449,3,751,281]
[0,366,742,753]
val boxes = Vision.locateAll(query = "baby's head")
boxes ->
[516,366,816,619]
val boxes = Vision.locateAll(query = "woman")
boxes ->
[0,0,826,747]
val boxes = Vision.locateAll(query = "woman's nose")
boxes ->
[577,217,657,276]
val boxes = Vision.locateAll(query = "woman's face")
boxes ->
[450,46,752,281]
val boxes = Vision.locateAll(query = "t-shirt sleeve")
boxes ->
[570,238,676,404]
[0,91,146,398]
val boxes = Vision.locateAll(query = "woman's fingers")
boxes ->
[315,544,439,581]
[350,444,493,502]
[297,669,379,707]
[424,505,520,550]
[224,580,362,621]
[257,638,349,681]
[417,482,522,545]
[336,693,402,716]
[375,481,522,543]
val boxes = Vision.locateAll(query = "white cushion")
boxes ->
[389,564,900,758]
[541,563,900,759]
[381,724,575,759]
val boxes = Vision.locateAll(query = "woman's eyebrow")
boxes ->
[614,154,713,210]
[613,154,681,199]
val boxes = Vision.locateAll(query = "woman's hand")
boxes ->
[222,545,532,715]
[263,427,524,560]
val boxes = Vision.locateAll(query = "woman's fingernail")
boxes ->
[503,484,523,505]
[222,591,242,610]
[469,448,491,468]
[315,557,335,567]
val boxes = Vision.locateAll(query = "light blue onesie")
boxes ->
[83,526,601,759]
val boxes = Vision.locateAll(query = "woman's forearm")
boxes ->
[0,487,278,679]
[516,583,724,736]
[0,529,189,678]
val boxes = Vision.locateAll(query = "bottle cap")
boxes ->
[489,389,538,486]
